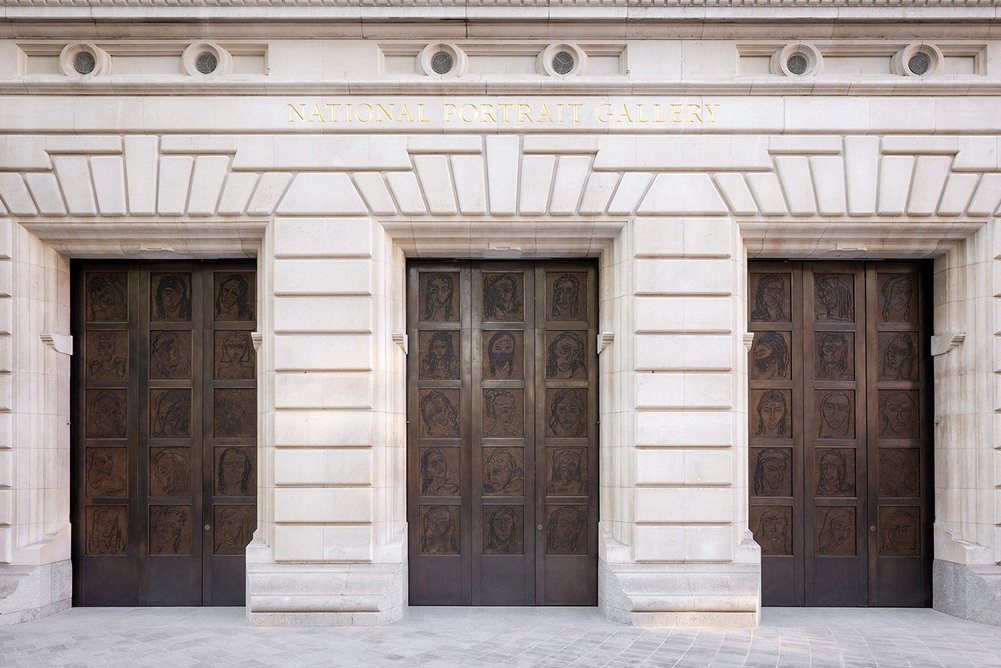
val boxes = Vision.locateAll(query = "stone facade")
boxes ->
[0,0,1000,628]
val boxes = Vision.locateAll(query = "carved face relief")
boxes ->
[150,389,191,439]
[547,447,586,496]
[814,274,854,323]
[546,331,586,380]
[548,272,585,321]
[750,273,790,322]
[419,389,460,439]
[419,505,460,555]
[546,389,587,438]
[483,506,523,555]
[482,272,523,321]
[214,272,255,321]
[816,507,855,556]
[878,391,919,439]
[214,331,256,380]
[214,389,256,439]
[151,273,192,322]
[751,506,792,556]
[420,447,460,497]
[86,272,128,322]
[483,389,523,438]
[216,447,255,496]
[86,447,127,498]
[86,331,128,381]
[545,505,587,555]
[87,390,128,439]
[879,507,920,556]
[483,331,523,380]
[752,390,791,439]
[817,391,854,439]
[420,272,458,322]
[150,448,191,497]
[86,506,127,555]
[150,330,192,380]
[149,505,191,555]
[482,448,524,496]
[878,273,917,324]
[750,331,790,380]
[214,505,255,554]
[751,448,791,497]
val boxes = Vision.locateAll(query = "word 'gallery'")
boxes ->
[0,1,999,629]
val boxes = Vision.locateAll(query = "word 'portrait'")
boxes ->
[880,507,920,556]
[150,389,191,438]
[548,272,585,321]
[420,272,458,322]
[878,391,919,439]
[86,506,127,555]
[546,505,587,555]
[215,272,255,321]
[420,447,460,497]
[150,330,191,380]
[419,505,459,555]
[150,448,191,497]
[215,505,255,554]
[816,448,855,497]
[546,331,586,380]
[150,273,191,322]
[483,389,523,438]
[816,507,855,556]
[878,449,920,497]
[546,389,587,438]
[483,331,523,380]
[750,331,790,380]
[86,331,127,381]
[214,331,256,380]
[419,390,460,439]
[752,390,791,439]
[215,389,256,439]
[752,448,790,497]
[815,274,854,322]
[216,447,255,496]
[815,332,854,381]
[750,273,790,322]
[879,332,918,381]
[86,390,128,439]
[483,272,523,321]
[751,506,792,555]
[482,448,524,496]
[816,391,854,439]
[419,331,459,380]
[87,272,128,322]
[86,447,127,497]
[149,505,191,555]
[548,447,586,496]
[483,506,523,555]
[878,273,917,324]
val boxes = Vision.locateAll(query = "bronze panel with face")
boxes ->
[85,331,128,381]
[814,332,855,381]
[214,388,256,439]
[546,272,587,321]
[749,331,791,381]
[418,389,461,439]
[215,447,256,496]
[483,389,524,438]
[482,447,524,495]
[86,389,128,439]
[877,273,918,324]
[419,331,460,380]
[878,390,919,439]
[546,447,587,496]
[751,447,792,497]
[482,272,524,322]
[814,274,855,323]
[545,388,587,438]
[749,272,791,323]
[149,330,192,380]
[214,271,256,321]
[815,390,855,439]
[150,389,191,438]
[815,448,856,497]
[878,332,919,381]
[149,447,192,497]
[86,272,128,322]
[150,272,192,322]
[751,389,792,439]
[419,447,461,496]
[213,331,256,380]
[419,505,460,555]
[879,506,921,556]
[481,330,524,380]
[419,271,459,322]
[482,505,524,555]
[878,448,921,497]
[85,447,127,498]
[545,505,587,555]
[545,331,587,380]
[751,505,793,556]
[149,505,192,555]
[816,507,855,556]
[214,505,255,555]
[85,505,128,555]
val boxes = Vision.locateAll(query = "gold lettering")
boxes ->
[376,103,394,123]
[595,103,612,124]
[687,103,702,123]
[398,104,414,123]
[537,104,555,124]
[705,103,719,124]
[570,103,583,123]
[460,104,478,123]
[417,103,432,123]
[309,104,325,123]
[288,104,306,123]
[518,104,533,124]
[618,104,633,124]
[443,103,458,123]
[481,104,497,124]
[497,103,515,123]
[326,103,341,122]
[671,103,683,123]
[635,104,649,124]
[355,103,373,122]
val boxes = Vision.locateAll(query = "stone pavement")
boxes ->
[1,606,1000,668]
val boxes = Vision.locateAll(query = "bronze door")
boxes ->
[749,261,932,606]
[407,261,598,605]
[72,262,257,606]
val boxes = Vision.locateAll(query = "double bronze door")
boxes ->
[748,261,932,606]
[407,261,598,605]
[72,262,257,606]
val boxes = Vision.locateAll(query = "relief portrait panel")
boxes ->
[878,332,919,381]
[482,505,524,555]
[815,448,856,497]
[545,331,587,380]
[547,447,588,497]
[419,447,460,497]
[750,389,792,440]
[750,447,792,497]
[546,272,587,322]
[85,447,127,498]
[419,271,459,323]
[86,272,128,323]
[214,331,256,380]
[814,274,855,323]
[877,273,919,324]
[815,332,855,381]
[815,391,855,439]
[751,505,792,556]
[545,505,587,555]
[879,506,921,556]
[150,272,192,322]
[149,505,192,555]
[418,331,459,380]
[86,389,128,439]
[214,271,256,322]
[749,331,791,381]
[482,389,524,438]
[149,448,192,497]
[86,331,128,381]
[482,330,524,380]
[545,388,588,438]
[418,389,461,439]
[149,330,192,380]
[150,389,191,439]
[419,505,460,555]
[878,448,921,498]
[214,388,256,439]
[85,505,128,555]
[214,505,256,555]
[215,447,256,496]
[816,507,856,556]
[482,447,524,496]
[482,272,524,322]
[749,273,791,323]
[878,390,920,440]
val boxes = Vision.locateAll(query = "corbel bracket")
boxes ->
[931,332,965,357]
[597,331,614,355]
[393,333,409,355]
[743,332,755,352]
[250,332,263,352]
[40,333,73,356]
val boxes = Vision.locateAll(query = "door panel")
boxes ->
[749,261,931,607]
[407,261,597,606]
[72,262,257,607]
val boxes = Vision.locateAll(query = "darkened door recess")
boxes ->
[748,262,932,606]
[72,262,257,606]
[407,261,599,605]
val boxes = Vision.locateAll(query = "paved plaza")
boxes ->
[1,606,1000,667]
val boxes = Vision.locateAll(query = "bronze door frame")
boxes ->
[407,260,598,606]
